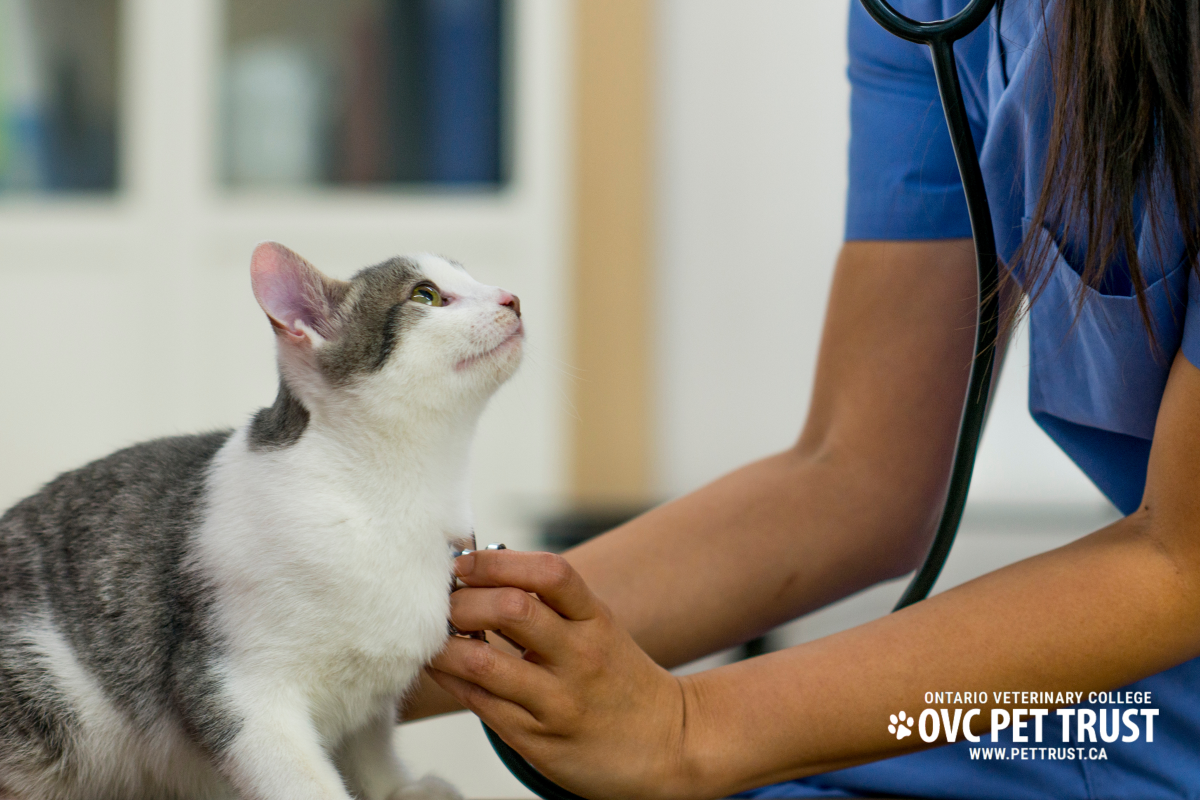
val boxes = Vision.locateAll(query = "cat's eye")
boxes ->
[410,284,443,307]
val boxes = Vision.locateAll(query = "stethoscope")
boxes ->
[481,1,1001,796]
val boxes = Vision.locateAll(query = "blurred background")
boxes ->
[0,0,1115,795]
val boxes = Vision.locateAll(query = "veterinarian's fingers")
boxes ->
[431,637,555,715]
[425,667,541,733]
[455,550,599,621]
[450,586,568,655]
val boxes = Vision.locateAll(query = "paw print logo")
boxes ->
[888,711,913,740]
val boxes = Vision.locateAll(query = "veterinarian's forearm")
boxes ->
[677,509,1200,795]
[566,446,937,668]
[677,351,1200,796]
[567,240,983,668]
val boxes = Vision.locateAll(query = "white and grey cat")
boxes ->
[0,242,524,800]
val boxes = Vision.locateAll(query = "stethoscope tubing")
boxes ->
[860,0,1000,609]
[858,0,995,46]
[485,1,1001,794]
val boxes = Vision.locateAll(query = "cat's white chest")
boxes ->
[293,514,453,660]
[197,430,463,725]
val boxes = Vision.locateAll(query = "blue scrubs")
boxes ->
[740,1,1200,797]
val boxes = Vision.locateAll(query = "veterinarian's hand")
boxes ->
[428,549,698,800]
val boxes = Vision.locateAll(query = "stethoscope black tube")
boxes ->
[858,0,1000,609]
[484,1,1000,794]
[484,721,589,800]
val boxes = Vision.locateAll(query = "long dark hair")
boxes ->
[1017,0,1200,336]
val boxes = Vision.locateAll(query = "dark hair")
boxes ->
[1017,0,1200,338]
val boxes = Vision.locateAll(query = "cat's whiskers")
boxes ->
[517,339,586,423]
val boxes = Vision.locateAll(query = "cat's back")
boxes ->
[1,430,233,649]
[1,430,233,605]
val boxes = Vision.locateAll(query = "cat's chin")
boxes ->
[454,327,524,373]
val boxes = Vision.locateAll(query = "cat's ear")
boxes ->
[250,242,346,347]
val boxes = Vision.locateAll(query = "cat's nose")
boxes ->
[500,292,521,318]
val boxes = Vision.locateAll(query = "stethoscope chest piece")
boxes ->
[448,538,507,641]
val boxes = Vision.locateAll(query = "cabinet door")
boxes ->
[220,0,508,188]
[0,0,120,193]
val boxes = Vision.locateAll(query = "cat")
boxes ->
[0,242,524,800]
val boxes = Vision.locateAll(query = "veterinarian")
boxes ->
[414,2,1200,797]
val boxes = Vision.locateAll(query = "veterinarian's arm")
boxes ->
[430,348,1200,798]
[573,238,988,665]
[403,238,982,720]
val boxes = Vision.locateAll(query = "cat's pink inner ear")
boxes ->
[250,242,338,343]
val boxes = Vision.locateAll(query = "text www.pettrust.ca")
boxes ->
[969,747,1109,761]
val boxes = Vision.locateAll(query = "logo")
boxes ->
[889,711,913,740]
[909,690,1161,755]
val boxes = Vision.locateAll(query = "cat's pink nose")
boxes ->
[500,292,521,318]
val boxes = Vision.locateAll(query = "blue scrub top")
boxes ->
[740,1,1200,797]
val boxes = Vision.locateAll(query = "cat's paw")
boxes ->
[391,774,462,800]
